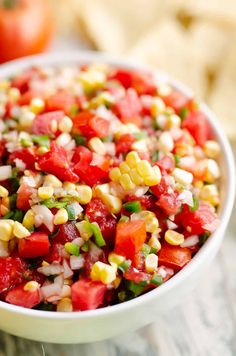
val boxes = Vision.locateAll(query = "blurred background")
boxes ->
[0,0,236,137]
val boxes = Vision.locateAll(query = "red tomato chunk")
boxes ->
[18,232,50,258]
[71,278,106,311]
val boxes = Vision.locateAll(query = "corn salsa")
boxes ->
[0,64,220,311]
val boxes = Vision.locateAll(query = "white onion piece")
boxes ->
[89,242,103,260]
[158,266,174,279]
[167,219,178,230]
[32,205,54,232]
[72,237,84,247]
[104,142,116,156]
[203,218,220,233]
[0,241,9,257]
[70,255,85,270]
[132,186,149,197]
[0,165,12,181]
[177,190,193,207]
[37,262,63,276]
[63,259,73,279]
[70,201,83,216]
[181,235,199,248]
[14,158,26,172]
[41,282,62,300]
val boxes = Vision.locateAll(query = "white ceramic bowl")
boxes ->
[0,52,235,344]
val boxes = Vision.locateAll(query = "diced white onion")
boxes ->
[70,255,85,270]
[37,262,64,276]
[63,259,73,279]
[181,235,199,248]
[0,166,12,181]
[32,205,54,232]
[14,158,26,172]
[177,190,194,207]
[166,219,178,230]
[203,218,219,233]
[70,201,83,216]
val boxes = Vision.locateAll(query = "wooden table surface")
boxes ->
[0,39,235,356]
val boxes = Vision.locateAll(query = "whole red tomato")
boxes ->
[0,0,53,63]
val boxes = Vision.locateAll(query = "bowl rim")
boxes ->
[0,51,235,320]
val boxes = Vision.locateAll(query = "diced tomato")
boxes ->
[158,242,191,271]
[44,242,63,264]
[71,278,106,311]
[86,198,116,245]
[124,266,150,284]
[46,90,76,115]
[0,257,29,293]
[115,134,135,155]
[177,202,217,235]
[73,111,110,139]
[72,145,90,164]
[18,89,43,106]
[151,175,172,198]
[16,183,35,211]
[53,222,80,245]
[6,283,41,308]
[73,148,109,186]
[163,91,189,113]
[38,142,79,183]
[11,68,38,93]
[182,111,210,146]
[0,140,6,162]
[9,148,36,170]
[156,155,175,174]
[114,88,142,127]
[125,195,156,210]
[18,232,50,258]
[156,192,181,216]
[115,220,146,266]
[31,110,64,135]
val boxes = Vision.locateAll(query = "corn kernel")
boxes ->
[30,98,45,114]
[165,230,184,246]
[113,276,122,289]
[91,261,116,284]
[143,166,162,186]
[203,140,220,159]
[58,116,73,133]
[94,184,110,198]
[125,151,141,168]
[2,196,10,209]
[200,184,219,206]
[88,137,106,155]
[101,194,122,214]
[57,298,73,312]
[19,111,35,129]
[61,285,72,298]
[108,253,125,265]
[44,174,62,188]
[0,185,9,198]
[54,208,68,225]
[76,185,93,204]
[37,146,49,155]
[75,220,93,241]
[132,140,148,152]
[8,88,20,102]
[193,180,204,189]
[0,220,14,241]
[79,69,105,92]
[42,260,49,267]
[119,173,136,191]
[136,160,153,177]
[204,159,220,183]
[56,133,71,147]
[173,168,193,186]
[129,168,144,185]
[166,114,181,129]
[63,182,76,191]
[151,97,166,117]
[51,119,58,133]
[158,132,174,153]
[0,205,9,215]
[0,80,10,90]
[38,186,54,200]
[0,240,9,257]
[24,281,40,292]
[119,162,131,174]
[109,167,122,182]
[145,253,158,273]
[23,209,35,229]
[148,235,161,252]
[13,221,31,239]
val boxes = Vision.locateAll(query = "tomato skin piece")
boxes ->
[156,192,181,216]
[182,111,210,147]
[38,142,79,183]
[163,91,189,113]
[73,111,109,139]
[114,88,142,127]
[16,183,35,211]
[71,278,106,311]
[0,257,28,293]
[115,220,147,266]
[53,222,80,245]
[9,148,36,170]
[158,242,191,271]
[46,90,76,115]
[31,110,64,135]
[6,283,41,308]
[18,232,50,258]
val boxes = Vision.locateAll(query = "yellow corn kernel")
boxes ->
[0,220,14,241]
[13,221,31,239]
[166,114,181,129]
[101,194,122,214]
[151,97,166,117]
[0,80,10,90]
[2,197,9,209]
[125,151,141,168]
[119,173,135,191]
[88,137,106,155]
[61,285,72,298]
[94,184,110,198]
[37,146,49,155]
[0,240,9,257]
[132,139,148,152]
[109,167,121,182]
[165,230,184,246]
[24,281,40,292]
[75,220,93,241]
[203,140,220,159]
[8,88,20,102]
[136,160,153,177]
[19,111,35,129]
[76,185,93,204]
[113,276,122,289]
[57,298,73,312]
[0,205,9,215]
[145,253,158,273]
[58,116,73,133]
[0,185,9,198]
[51,119,58,133]
[44,174,62,188]
[63,182,76,191]
[173,168,193,186]
[108,253,125,265]
[200,184,219,206]
[64,278,73,286]
[79,69,105,92]
[56,133,71,147]
[143,166,162,186]
[38,186,54,200]
[129,168,143,185]
[54,208,68,225]
[30,98,45,114]
[148,235,161,252]
[23,209,35,229]
[90,92,114,108]
[204,159,220,183]
[119,162,131,174]
[158,131,174,153]
[91,261,116,284]
[193,180,204,189]
[42,260,49,267]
